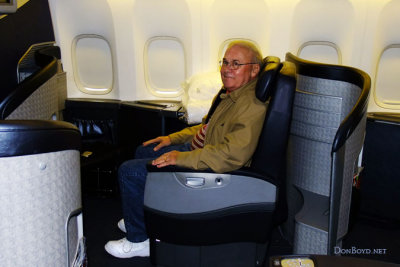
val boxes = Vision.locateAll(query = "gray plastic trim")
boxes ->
[144,172,276,214]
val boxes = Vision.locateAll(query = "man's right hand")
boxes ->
[142,136,172,151]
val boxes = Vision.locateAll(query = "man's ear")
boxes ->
[251,64,260,78]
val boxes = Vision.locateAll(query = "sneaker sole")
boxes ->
[104,244,149,258]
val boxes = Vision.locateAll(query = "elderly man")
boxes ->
[105,40,268,258]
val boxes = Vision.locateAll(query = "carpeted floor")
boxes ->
[81,192,400,267]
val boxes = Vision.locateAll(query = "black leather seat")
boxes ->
[143,59,297,267]
[63,98,126,195]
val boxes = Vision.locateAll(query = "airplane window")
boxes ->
[298,41,341,65]
[374,45,400,108]
[72,34,113,94]
[144,37,185,97]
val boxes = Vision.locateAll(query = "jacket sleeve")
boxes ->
[168,92,220,145]
[175,95,267,173]
[168,123,202,145]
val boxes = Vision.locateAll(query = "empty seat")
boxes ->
[285,52,371,255]
[0,45,65,120]
[63,98,124,195]
[0,120,82,266]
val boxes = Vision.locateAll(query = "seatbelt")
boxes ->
[204,88,226,124]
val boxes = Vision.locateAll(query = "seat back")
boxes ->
[0,45,66,120]
[251,61,296,180]
[250,60,297,225]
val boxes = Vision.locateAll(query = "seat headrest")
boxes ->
[256,61,282,102]
[260,56,280,70]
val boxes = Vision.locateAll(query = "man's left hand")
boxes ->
[152,150,179,168]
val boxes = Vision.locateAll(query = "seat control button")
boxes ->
[186,177,205,187]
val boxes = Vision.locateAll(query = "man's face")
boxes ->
[220,45,260,92]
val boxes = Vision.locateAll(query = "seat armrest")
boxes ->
[144,163,278,244]
[0,120,81,157]
[146,163,212,173]
[146,163,278,185]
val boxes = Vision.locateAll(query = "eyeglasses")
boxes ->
[219,59,258,70]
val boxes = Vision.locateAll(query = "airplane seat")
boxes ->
[63,99,125,196]
[0,120,83,266]
[143,59,297,267]
[284,53,371,255]
[0,44,66,120]
[261,55,280,69]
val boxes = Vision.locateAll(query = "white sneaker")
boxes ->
[105,238,150,258]
[118,219,126,233]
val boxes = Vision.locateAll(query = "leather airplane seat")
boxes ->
[143,57,297,267]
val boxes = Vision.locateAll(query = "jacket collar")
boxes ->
[220,78,258,103]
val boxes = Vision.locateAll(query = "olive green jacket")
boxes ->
[169,78,267,173]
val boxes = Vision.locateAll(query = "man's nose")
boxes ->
[221,67,232,74]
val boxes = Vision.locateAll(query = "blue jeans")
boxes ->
[118,142,191,242]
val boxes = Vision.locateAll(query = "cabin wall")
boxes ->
[46,0,400,113]
[1,0,399,113]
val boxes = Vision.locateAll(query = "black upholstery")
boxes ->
[63,98,126,168]
[251,62,297,225]
[252,62,296,179]
[63,98,123,195]
[0,120,80,157]
[63,98,121,147]
[255,61,281,102]
[359,113,400,224]
[143,59,297,266]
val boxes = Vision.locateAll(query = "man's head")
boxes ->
[220,41,263,92]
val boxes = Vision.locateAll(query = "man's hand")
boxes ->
[143,136,171,151]
[152,151,179,168]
